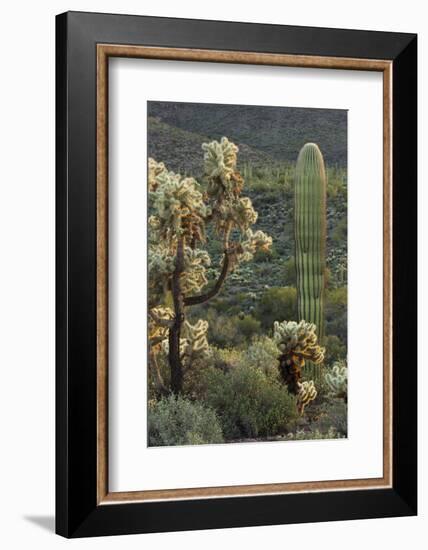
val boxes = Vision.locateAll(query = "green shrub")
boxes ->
[331,216,347,245]
[210,346,243,371]
[148,395,224,446]
[240,336,279,377]
[202,364,297,440]
[235,314,262,340]
[205,310,240,347]
[204,310,261,348]
[310,398,347,436]
[209,337,278,376]
[324,334,346,365]
[325,287,347,344]
[255,286,297,329]
[283,256,297,286]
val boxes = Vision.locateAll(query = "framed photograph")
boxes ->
[56,11,417,538]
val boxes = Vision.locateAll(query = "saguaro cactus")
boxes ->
[294,143,327,382]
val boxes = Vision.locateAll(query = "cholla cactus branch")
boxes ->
[149,160,207,245]
[181,247,211,295]
[202,137,240,193]
[148,306,174,346]
[161,319,210,369]
[148,158,166,191]
[296,380,318,415]
[148,306,174,397]
[239,229,273,263]
[273,320,325,362]
[184,252,230,306]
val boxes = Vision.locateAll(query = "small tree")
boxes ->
[148,138,272,393]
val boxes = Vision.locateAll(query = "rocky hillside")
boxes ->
[148,101,347,166]
[148,116,274,176]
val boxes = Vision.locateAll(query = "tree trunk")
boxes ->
[169,238,185,393]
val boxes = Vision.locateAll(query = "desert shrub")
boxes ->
[205,310,261,347]
[331,216,347,245]
[283,256,297,286]
[202,364,297,440]
[240,336,279,377]
[210,346,243,371]
[148,395,224,446]
[254,242,279,263]
[324,334,346,365]
[327,176,347,200]
[286,426,345,440]
[235,314,262,340]
[148,351,171,401]
[204,310,240,347]
[309,398,347,437]
[255,286,297,330]
[325,286,347,344]
[326,286,347,306]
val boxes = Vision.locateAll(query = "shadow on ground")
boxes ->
[24,515,55,533]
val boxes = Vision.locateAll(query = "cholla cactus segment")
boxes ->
[149,243,175,277]
[296,380,317,415]
[180,247,211,295]
[325,361,348,399]
[149,162,207,242]
[161,319,210,368]
[148,243,176,305]
[210,197,258,235]
[182,319,210,360]
[273,320,325,363]
[148,306,174,346]
[240,229,273,262]
[202,137,239,194]
[233,197,258,230]
[148,158,166,191]
[148,215,161,239]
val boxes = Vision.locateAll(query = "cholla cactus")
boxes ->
[273,320,325,395]
[148,306,174,396]
[239,229,273,263]
[325,360,348,402]
[181,319,210,366]
[148,306,174,347]
[148,158,166,191]
[273,320,325,361]
[161,319,210,368]
[148,244,176,306]
[148,138,271,393]
[181,247,211,295]
[296,380,318,415]
[149,166,207,244]
[202,137,240,194]
[201,138,270,251]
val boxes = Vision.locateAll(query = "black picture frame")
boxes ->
[56,11,417,538]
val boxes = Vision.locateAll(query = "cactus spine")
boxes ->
[294,143,327,382]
